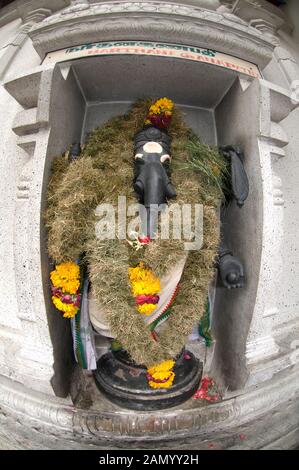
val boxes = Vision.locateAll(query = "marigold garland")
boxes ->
[50,262,81,318]
[146,359,175,389]
[129,262,161,315]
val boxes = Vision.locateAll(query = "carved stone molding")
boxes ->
[0,8,52,81]
[28,1,276,69]
[223,0,289,33]
[0,1,71,28]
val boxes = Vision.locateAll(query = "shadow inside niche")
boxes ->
[42,252,76,398]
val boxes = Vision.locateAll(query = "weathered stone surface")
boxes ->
[0,366,298,449]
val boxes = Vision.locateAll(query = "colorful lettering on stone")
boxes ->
[44,41,261,79]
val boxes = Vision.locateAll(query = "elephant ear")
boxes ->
[221,145,249,207]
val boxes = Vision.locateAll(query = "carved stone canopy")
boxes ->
[28,1,277,70]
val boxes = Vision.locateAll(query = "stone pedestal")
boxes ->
[94,350,201,410]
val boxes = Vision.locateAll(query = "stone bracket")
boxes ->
[228,0,288,35]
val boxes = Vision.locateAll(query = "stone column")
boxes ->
[212,76,299,390]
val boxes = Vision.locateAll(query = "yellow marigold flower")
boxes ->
[150,371,170,381]
[131,280,160,296]
[50,262,80,294]
[157,97,174,110]
[52,296,79,318]
[148,359,175,375]
[148,371,175,389]
[128,262,161,297]
[137,303,157,315]
[147,98,174,116]
[62,307,78,318]
[147,359,175,389]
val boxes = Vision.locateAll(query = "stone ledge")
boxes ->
[0,363,298,446]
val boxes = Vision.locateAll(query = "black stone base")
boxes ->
[93,350,202,410]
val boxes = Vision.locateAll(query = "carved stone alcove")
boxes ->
[4,54,257,396]
[1,0,299,449]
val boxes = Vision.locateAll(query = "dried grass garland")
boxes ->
[45,100,227,366]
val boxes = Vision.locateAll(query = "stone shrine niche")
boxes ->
[1,0,299,449]
[5,48,285,400]
[4,26,298,408]
[51,56,245,393]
